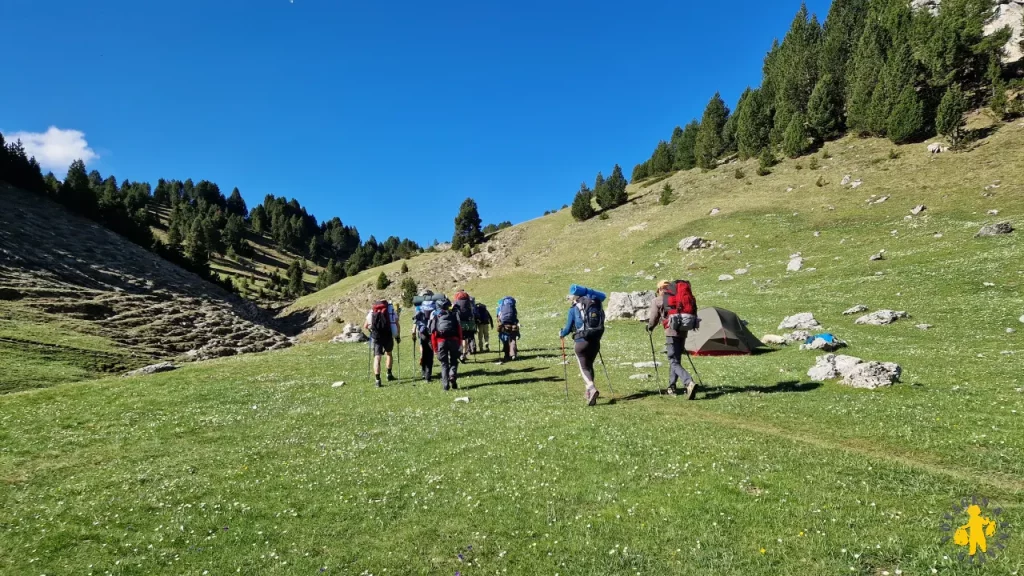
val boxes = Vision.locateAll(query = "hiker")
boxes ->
[646,279,698,399]
[559,287,606,406]
[413,295,437,382]
[453,289,477,361]
[364,300,400,387]
[496,296,520,362]
[428,297,463,391]
[474,302,494,352]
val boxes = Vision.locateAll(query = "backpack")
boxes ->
[497,297,518,325]
[454,297,476,332]
[434,308,459,338]
[474,303,489,323]
[415,301,436,337]
[454,290,470,302]
[370,301,392,340]
[662,280,697,332]
[574,297,605,341]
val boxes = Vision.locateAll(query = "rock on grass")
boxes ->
[975,222,1014,237]
[124,362,177,377]
[855,310,908,325]
[843,305,869,315]
[778,313,821,331]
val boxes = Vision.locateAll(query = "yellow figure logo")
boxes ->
[953,505,997,556]
[942,496,1011,564]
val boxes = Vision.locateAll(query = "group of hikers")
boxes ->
[363,278,699,404]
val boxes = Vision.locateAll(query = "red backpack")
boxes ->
[662,280,697,331]
[454,290,470,302]
[370,301,391,339]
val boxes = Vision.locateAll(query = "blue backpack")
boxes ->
[415,301,436,337]
[497,297,518,324]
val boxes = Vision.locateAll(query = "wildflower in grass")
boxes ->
[760,548,766,554]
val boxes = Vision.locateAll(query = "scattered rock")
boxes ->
[800,336,848,352]
[787,187,794,192]
[633,361,662,369]
[718,274,735,282]
[984,182,1001,191]
[629,373,652,381]
[606,291,656,322]
[869,250,885,262]
[843,305,869,315]
[852,180,864,189]
[787,257,804,272]
[976,222,1014,237]
[124,362,178,377]
[855,310,909,325]
[455,397,470,403]
[983,282,996,287]
[784,330,813,343]
[331,323,369,343]
[813,231,821,237]
[1006,328,1016,334]
[762,334,788,346]
[988,209,1000,216]
[933,232,943,238]
[734,268,749,276]
[709,208,721,216]
[331,381,345,388]
[584,268,592,273]
[1019,315,1024,324]
[841,175,852,186]
[916,324,933,330]
[678,236,713,251]
[871,194,887,203]
[911,205,927,215]
[808,354,901,388]
[927,142,949,154]
[779,313,821,331]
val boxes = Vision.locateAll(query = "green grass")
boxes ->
[3,126,1024,574]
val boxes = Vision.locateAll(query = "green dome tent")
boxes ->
[684,307,766,356]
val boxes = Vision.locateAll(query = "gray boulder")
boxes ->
[778,313,821,331]
[331,323,369,343]
[843,305,869,316]
[787,257,804,272]
[679,236,713,251]
[855,310,908,325]
[843,362,901,389]
[761,334,788,346]
[629,373,652,381]
[976,222,1014,237]
[910,205,927,215]
[784,330,813,343]
[124,362,178,377]
[606,291,655,321]
[718,274,735,282]
[869,250,885,261]
[800,336,848,352]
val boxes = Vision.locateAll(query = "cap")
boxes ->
[657,280,670,291]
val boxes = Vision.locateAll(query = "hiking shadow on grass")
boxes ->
[701,380,821,400]
[607,390,661,404]
[460,366,547,379]
[463,375,561,390]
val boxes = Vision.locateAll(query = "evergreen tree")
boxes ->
[672,121,700,170]
[223,214,247,253]
[606,164,628,206]
[43,172,60,195]
[376,271,391,290]
[818,0,869,108]
[659,183,675,206]
[782,113,810,158]
[936,83,967,148]
[648,141,673,174]
[570,184,595,221]
[722,89,750,154]
[806,74,843,141]
[694,93,729,169]
[58,159,98,218]
[226,187,248,217]
[758,148,777,176]
[451,198,483,250]
[400,277,418,307]
[287,260,305,297]
[250,205,268,234]
[771,5,823,143]
[887,85,926,144]
[631,161,650,182]
[846,15,885,134]
[184,218,209,269]
[736,89,772,159]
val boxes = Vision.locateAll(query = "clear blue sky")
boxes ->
[2,0,832,246]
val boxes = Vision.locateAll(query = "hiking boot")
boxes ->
[684,380,697,400]
[442,384,450,391]
[374,378,382,388]
[586,387,600,406]
[386,371,395,382]
[665,386,677,396]
[451,381,458,390]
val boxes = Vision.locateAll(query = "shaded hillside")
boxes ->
[0,185,292,392]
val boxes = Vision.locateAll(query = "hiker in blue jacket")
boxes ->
[559,291,605,406]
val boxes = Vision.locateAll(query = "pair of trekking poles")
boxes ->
[559,338,614,400]
[366,336,402,381]
[646,330,703,395]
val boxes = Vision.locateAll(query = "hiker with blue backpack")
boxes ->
[496,296,520,362]
[428,297,464,391]
[412,291,441,382]
[454,290,477,362]
[559,285,606,406]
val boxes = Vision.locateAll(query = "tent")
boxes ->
[684,307,766,356]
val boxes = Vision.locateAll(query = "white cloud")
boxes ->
[3,126,99,172]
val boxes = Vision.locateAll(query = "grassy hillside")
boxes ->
[2,123,1023,574]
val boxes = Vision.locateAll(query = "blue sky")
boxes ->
[2,0,832,245]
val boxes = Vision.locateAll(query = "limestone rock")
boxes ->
[331,323,369,343]
[843,305,869,315]
[734,268,749,275]
[855,310,908,326]
[124,362,178,377]
[606,291,655,322]
[787,257,804,272]
[843,362,902,389]
[927,142,949,154]
[718,274,735,282]
[709,208,721,216]
[851,180,864,189]
[629,373,653,380]
[988,209,1000,216]
[976,222,1014,237]
[841,175,852,186]
[910,205,926,215]
[762,334,788,346]
[679,236,713,251]
[800,336,848,352]
[869,250,885,262]
[331,381,345,388]
[778,313,821,331]
[784,330,813,343]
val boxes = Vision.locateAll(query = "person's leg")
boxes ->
[450,341,460,389]
[385,348,395,380]
[510,336,518,360]
[666,336,687,390]
[575,339,600,405]
[438,343,451,390]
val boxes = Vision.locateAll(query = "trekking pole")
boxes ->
[560,338,569,400]
[597,350,615,394]
[367,336,372,378]
[397,340,402,381]
[647,331,663,395]
[684,348,704,387]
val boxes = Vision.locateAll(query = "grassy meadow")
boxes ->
[3,124,1024,574]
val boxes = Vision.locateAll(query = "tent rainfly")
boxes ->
[684,307,766,356]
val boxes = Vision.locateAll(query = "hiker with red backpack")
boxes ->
[559,285,606,406]
[428,297,464,391]
[364,300,401,387]
[646,280,698,399]
[453,289,477,362]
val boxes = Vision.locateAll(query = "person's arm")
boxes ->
[559,308,576,339]
[488,311,494,328]
[646,298,662,331]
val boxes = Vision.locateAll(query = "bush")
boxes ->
[659,183,675,206]
[734,169,744,179]
[808,157,819,170]
[461,245,472,258]
[821,147,832,159]
[400,277,417,307]
[400,261,409,273]
[756,166,771,177]
[888,149,901,160]
[815,176,826,187]
[598,212,609,220]
[757,148,775,176]
[570,187,595,221]
[376,271,391,290]
[795,163,803,170]
[514,257,521,267]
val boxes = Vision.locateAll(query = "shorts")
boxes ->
[372,337,394,356]
[498,324,520,342]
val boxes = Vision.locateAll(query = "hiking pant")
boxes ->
[476,324,490,351]
[437,338,461,390]
[418,335,434,380]
[666,335,694,389]
[499,325,519,361]
[574,338,600,388]
[463,331,477,356]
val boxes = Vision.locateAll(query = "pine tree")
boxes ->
[184,218,209,269]
[376,271,391,290]
[672,121,700,170]
[400,277,418,307]
[226,187,248,217]
[593,171,611,210]
[451,198,483,250]
[58,159,98,218]
[648,141,673,175]
[846,15,885,134]
[631,161,650,182]
[694,93,729,169]
[758,148,777,176]
[659,183,675,206]
[722,89,750,154]
[782,113,810,158]
[771,5,822,144]
[287,260,305,297]
[818,0,869,107]
[570,184,595,221]
[806,74,843,141]
[936,83,967,148]
[606,165,628,207]
[400,261,409,273]
[887,85,925,144]
[736,89,772,159]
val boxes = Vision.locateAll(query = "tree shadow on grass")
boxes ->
[701,380,821,400]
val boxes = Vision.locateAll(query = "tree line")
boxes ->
[571,164,629,221]
[607,0,1020,198]
[0,142,421,299]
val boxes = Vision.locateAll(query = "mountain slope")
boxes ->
[0,186,292,392]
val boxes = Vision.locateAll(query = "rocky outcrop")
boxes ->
[123,362,178,377]
[976,222,1014,237]
[855,310,909,325]
[778,313,821,331]
[808,354,901,389]
[843,305,869,316]
[679,236,713,251]
[606,291,656,321]
[331,323,368,343]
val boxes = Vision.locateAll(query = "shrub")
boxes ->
[821,147,832,159]
[400,261,409,273]
[815,176,826,187]
[400,277,417,307]
[734,169,744,179]
[795,163,803,170]
[598,212,609,220]
[659,183,675,206]
[888,149,901,160]
[808,157,819,170]
[461,245,472,258]
[756,166,771,177]
[376,272,391,290]
[757,148,775,176]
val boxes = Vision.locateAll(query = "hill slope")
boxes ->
[0,186,292,392]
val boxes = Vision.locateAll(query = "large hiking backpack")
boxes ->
[497,296,518,325]
[415,301,436,337]
[454,296,476,332]
[370,301,392,340]
[434,308,459,338]
[474,303,489,323]
[574,296,605,341]
[662,280,697,332]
